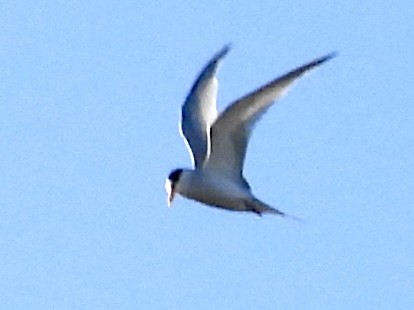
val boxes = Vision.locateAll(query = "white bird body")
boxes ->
[176,169,253,211]
[166,45,335,216]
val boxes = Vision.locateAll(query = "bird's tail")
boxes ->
[248,198,303,222]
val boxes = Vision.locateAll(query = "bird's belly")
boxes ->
[184,176,251,211]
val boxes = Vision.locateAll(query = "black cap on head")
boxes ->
[168,168,183,184]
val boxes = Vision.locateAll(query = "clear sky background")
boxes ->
[1,1,413,309]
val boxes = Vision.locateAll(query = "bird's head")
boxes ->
[165,168,184,207]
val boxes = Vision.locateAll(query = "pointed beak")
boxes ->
[167,190,175,207]
[165,179,175,207]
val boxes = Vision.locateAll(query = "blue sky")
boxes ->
[1,1,413,309]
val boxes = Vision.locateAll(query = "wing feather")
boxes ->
[205,52,337,180]
[180,45,231,168]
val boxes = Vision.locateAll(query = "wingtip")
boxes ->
[304,51,337,70]
[320,51,339,63]
[224,42,232,51]
[215,43,232,59]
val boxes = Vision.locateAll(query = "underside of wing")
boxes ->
[180,45,230,168]
[205,52,337,179]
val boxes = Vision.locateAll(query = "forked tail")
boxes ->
[248,198,303,222]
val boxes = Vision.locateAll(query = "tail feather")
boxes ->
[249,199,303,222]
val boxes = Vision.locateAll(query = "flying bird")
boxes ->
[165,45,335,216]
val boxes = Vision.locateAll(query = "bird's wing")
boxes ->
[204,52,336,181]
[180,45,230,168]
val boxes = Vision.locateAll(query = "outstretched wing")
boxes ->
[205,52,336,181]
[180,45,230,168]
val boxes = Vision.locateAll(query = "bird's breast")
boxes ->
[181,172,251,210]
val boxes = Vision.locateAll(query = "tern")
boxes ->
[165,45,335,216]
